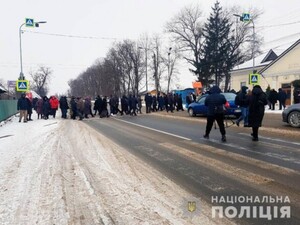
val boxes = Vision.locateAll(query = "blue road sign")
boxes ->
[242,13,251,22]
[25,18,34,27]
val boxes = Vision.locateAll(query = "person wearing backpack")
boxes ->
[203,86,227,142]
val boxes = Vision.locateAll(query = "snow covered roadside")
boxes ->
[0,114,233,225]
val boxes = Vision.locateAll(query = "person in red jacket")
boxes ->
[49,96,59,118]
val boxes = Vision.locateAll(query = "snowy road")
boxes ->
[0,116,231,225]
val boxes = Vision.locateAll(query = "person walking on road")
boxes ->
[248,85,268,141]
[235,86,250,127]
[59,96,69,119]
[17,93,29,123]
[49,96,59,118]
[268,89,278,110]
[278,88,287,110]
[203,86,227,142]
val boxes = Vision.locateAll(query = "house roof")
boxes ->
[0,84,7,94]
[232,49,284,72]
[259,39,300,74]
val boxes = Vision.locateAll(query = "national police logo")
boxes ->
[181,197,201,219]
[188,201,196,213]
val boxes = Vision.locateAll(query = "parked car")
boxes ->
[187,92,241,118]
[282,103,300,128]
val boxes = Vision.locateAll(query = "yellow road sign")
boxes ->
[249,74,260,85]
[16,80,29,92]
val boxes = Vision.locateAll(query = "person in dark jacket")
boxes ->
[176,94,184,111]
[204,86,227,142]
[166,93,174,113]
[248,85,268,141]
[94,95,102,116]
[268,89,278,110]
[59,96,69,119]
[17,93,29,123]
[235,86,249,127]
[278,88,287,110]
[120,95,128,115]
[42,96,51,120]
[100,96,109,118]
[70,96,78,120]
[35,98,44,119]
[84,97,94,118]
[26,96,33,121]
[145,93,152,113]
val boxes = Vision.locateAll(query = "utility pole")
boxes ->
[167,47,172,93]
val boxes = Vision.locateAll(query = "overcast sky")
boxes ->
[1,0,300,95]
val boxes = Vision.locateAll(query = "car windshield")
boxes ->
[222,93,236,101]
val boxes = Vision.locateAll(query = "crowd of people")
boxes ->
[144,93,184,113]
[16,92,188,122]
[266,88,288,110]
[17,94,60,122]
[17,85,284,142]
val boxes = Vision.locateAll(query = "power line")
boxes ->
[257,20,300,29]
[24,30,118,40]
[263,32,300,45]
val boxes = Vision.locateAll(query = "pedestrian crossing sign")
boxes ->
[25,18,34,27]
[242,13,251,22]
[16,80,29,91]
[249,73,260,85]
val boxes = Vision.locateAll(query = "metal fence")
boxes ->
[0,100,18,122]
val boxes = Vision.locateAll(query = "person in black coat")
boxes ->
[120,95,128,115]
[145,93,152,113]
[26,97,33,121]
[248,85,268,141]
[70,96,77,120]
[278,88,287,110]
[42,96,50,120]
[94,95,103,116]
[204,86,227,142]
[59,96,69,119]
[268,89,278,110]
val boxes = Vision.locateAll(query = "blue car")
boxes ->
[187,92,241,118]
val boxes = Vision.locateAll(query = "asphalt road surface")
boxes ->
[84,110,300,225]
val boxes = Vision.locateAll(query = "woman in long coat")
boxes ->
[248,85,268,141]
[36,98,44,119]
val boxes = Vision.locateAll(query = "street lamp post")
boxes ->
[19,20,47,80]
[167,47,172,93]
[233,14,255,73]
[250,20,255,74]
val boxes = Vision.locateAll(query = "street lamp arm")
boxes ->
[18,20,47,80]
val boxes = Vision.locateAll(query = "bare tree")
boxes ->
[163,46,181,93]
[137,33,151,92]
[149,35,166,94]
[30,66,52,96]
[165,4,204,81]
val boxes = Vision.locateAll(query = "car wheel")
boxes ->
[288,111,300,128]
[188,108,195,117]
